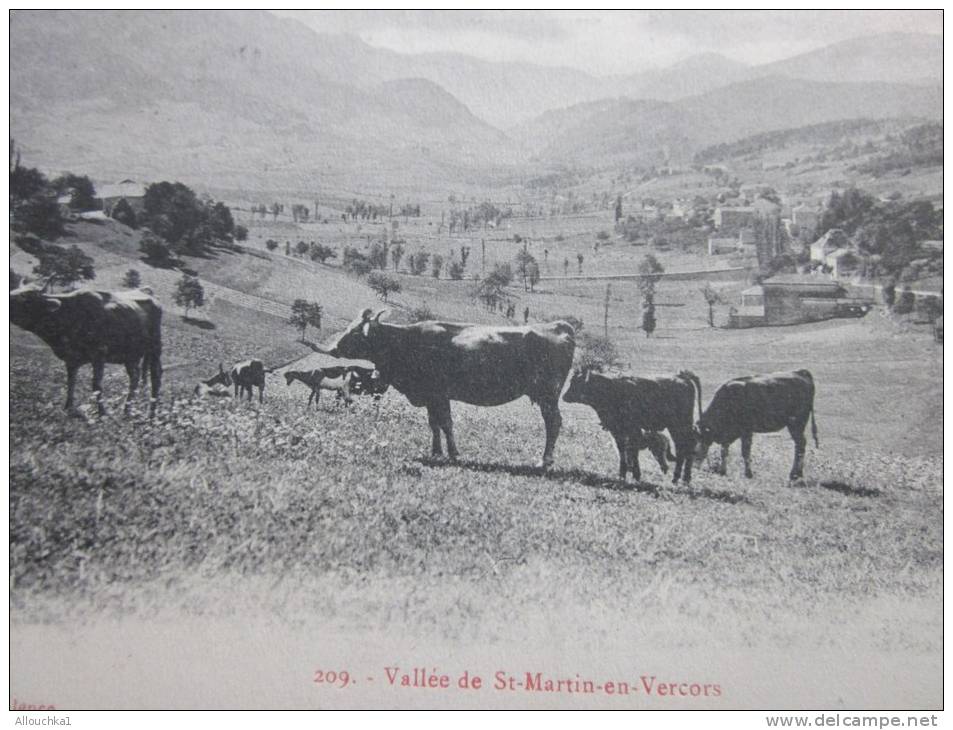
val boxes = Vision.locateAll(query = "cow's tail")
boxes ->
[678,369,703,422]
[811,408,819,448]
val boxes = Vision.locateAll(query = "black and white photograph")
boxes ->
[7,9,943,712]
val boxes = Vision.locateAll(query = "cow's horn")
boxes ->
[373,308,389,322]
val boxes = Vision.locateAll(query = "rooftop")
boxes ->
[763,273,843,288]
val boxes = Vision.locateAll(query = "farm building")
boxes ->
[95,179,146,216]
[713,206,757,231]
[729,273,870,328]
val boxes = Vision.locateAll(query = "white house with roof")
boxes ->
[810,228,850,263]
[95,179,147,216]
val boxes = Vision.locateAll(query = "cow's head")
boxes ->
[10,285,62,333]
[327,308,388,360]
[204,363,231,388]
[561,368,594,404]
[693,422,714,463]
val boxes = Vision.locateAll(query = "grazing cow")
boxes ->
[284,368,352,408]
[694,369,819,481]
[194,363,232,397]
[231,359,265,402]
[10,285,162,415]
[562,369,701,484]
[318,309,575,467]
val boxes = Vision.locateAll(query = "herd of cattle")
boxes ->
[10,286,820,483]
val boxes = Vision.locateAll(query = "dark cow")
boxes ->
[318,309,575,467]
[694,369,819,481]
[231,359,265,402]
[10,285,162,415]
[562,369,701,484]
[284,368,351,407]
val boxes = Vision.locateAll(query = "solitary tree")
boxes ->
[577,253,584,274]
[641,300,656,337]
[290,299,322,339]
[123,269,142,289]
[409,250,430,276]
[265,239,279,252]
[310,243,337,264]
[367,271,402,302]
[391,241,405,271]
[701,282,721,327]
[174,274,205,319]
[295,240,309,256]
[614,195,623,223]
[431,253,444,278]
[234,225,248,242]
[448,260,465,280]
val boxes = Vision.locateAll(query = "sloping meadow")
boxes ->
[10,369,941,653]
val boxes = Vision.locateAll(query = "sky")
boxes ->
[271,10,942,76]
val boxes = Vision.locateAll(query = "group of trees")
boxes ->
[136,182,240,263]
[817,187,943,282]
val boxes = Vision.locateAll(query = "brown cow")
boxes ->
[316,309,575,467]
[694,369,819,481]
[562,369,701,484]
[10,285,162,415]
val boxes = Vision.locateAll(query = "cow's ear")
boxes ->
[42,296,61,313]
[218,362,224,373]
[359,308,375,323]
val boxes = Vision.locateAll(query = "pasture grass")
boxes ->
[11,360,941,657]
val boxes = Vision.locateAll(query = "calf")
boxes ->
[284,368,352,408]
[629,431,677,476]
[10,285,163,415]
[231,359,265,402]
[346,366,389,401]
[562,369,700,484]
[194,363,232,397]
[694,369,819,481]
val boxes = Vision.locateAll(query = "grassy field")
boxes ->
[9,215,942,708]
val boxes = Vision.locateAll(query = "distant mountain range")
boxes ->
[9,10,942,193]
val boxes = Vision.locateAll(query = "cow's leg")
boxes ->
[741,432,754,478]
[434,399,458,461]
[672,429,695,485]
[718,444,730,475]
[258,384,264,404]
[64,363,80,413]
[612,432,629,480]
[91,359,106,415]
[788,424,807,481]
[124,361,141,415]
[148,352,162,416]
[538,397,562,469]
[650,438,669,474]
[426,403,444,457]
[308,388,316,408]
